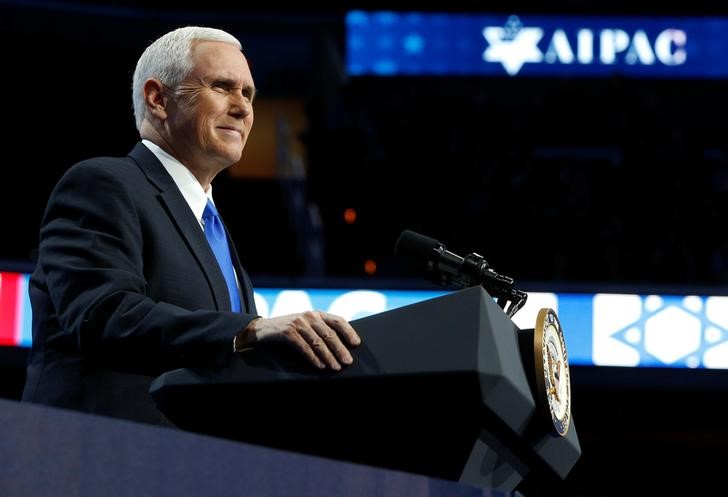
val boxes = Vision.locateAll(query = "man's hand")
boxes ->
[236,311,361,370]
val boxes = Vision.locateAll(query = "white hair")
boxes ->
[131,26,242,131]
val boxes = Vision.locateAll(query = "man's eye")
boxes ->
[212,83,229,93]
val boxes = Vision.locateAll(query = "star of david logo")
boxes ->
[482,15,544,75]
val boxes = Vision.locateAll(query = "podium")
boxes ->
[150,286,581,493]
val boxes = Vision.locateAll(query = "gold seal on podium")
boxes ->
[533,308,571,437]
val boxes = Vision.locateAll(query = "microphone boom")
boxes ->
[394,230,527,317]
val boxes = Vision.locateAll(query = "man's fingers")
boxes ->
[321,313,362,347]
[312,321,353,366]
[255,312,360,371]
[296,323,342,370]
[285,328,326,369]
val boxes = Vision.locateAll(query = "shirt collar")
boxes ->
[141,139,213,228]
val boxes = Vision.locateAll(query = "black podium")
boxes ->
[150,286,581,493]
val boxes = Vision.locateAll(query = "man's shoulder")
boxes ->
[47,152,149,202]
[51,142,169,201]
[64,146,145,181]
[71,155,134,171]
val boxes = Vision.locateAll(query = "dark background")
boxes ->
[2,1,728,496]
[3,0,728,287]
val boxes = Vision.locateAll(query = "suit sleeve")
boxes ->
[38,160,258,374]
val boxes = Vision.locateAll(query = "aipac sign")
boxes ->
[482,15,686,76]
[346,11,728,78]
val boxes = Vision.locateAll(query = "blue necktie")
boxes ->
[202,199,241,312]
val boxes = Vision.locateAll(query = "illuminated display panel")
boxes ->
[346,11,728,78]
[3,271,728,369]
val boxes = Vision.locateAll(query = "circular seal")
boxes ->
[533,308,571,437]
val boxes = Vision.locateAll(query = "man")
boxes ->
[22,26,360,425]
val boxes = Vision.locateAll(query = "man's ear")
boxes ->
[143,79,168,120]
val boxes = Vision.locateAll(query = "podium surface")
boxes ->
[151,286,581,492]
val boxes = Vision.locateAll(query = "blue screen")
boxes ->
[346,11,728,78]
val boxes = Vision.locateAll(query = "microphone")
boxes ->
[394,230,527,316]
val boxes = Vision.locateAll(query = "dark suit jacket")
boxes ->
[22,142,259,425]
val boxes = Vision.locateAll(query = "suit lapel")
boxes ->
[159,190,231,311]
[128,142,231,312]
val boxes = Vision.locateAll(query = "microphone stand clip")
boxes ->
[460,253,528,318]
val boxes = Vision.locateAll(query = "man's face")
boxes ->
[165,40,255,173]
